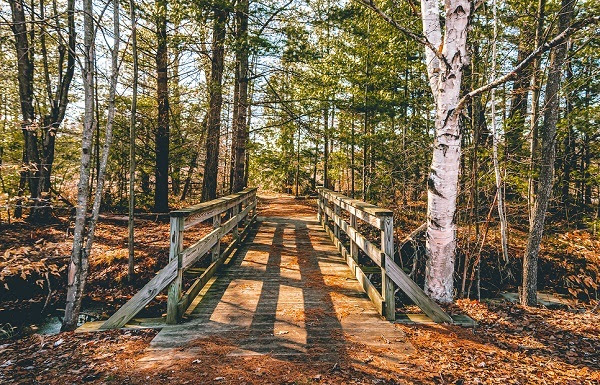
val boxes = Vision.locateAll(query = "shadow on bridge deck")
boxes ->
[138,196,413,370]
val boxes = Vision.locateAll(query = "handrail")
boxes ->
[316,187,452,324]
[100,188,258,329]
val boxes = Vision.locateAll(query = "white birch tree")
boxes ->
[63,0,121,330]
[420,0,471,303]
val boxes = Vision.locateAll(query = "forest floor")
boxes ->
[0,194,599,384]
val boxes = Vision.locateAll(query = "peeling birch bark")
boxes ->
[423,0,470,303]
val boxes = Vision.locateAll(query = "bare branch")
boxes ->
[355,0,450,69]
[457,14,600,113]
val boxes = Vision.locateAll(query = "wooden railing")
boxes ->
[317,188,452,323]
[100,188,257,329]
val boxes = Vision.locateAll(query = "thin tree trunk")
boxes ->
[62,0,96,331]
[9,0,40,214]
[154,0,169,212]
[202,4,227,201]
[490,0,509,265]
[128,0,138,282]
[351,106,355,198]
[522,0,574,307]
[323,107,329,189]
[230,0,249,193]
[527,0,547,225]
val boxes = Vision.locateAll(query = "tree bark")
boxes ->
[527,0,547,224]
[10,0,75,221]
[230,0,249,193]
[422,0,471,304]
[9,0,40,213]
[154,0,170,212]
[62,0,96,331]
[128,0,138,281]
[521,0,574,307]
[505,39,531,155]
[202,3,227,201]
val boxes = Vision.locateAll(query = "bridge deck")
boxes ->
[139,196,413,367]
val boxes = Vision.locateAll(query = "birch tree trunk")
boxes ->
[422,0,470,303]
[63,0,120,330]
[521,0,574,307]
[62,0,96,331]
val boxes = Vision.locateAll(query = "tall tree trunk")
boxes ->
[128,0,138,282]
[9,0,40,214]
[505,39,531,155]
[421,0,470,304]
[31,0,76,222]
[62,0,96,331]
[527,0,547,224]
[154,0,170,212]
[562,45,574,212]
[202,3,227,201]
[230,0,249,193]
[323,107,329,189]
[521,0,574,307]
[490,0,509,265]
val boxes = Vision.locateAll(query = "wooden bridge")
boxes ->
[92,188,461,363]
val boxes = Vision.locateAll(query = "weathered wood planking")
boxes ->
[384,255,452,323]
[174,188,256,230]
[381,215,396,321]
[100,260,179,329]
[100,194,257,330]
[167,216,184,324]
[320,202,382,267]
[177,213,257,315]
[323,223,384,314]
[317,188,453,324]
[318,187,392,229]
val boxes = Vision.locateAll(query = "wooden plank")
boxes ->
[350,213,358,261]
[167,216,185,324]
[318,188,392,229]
[320,201,382,267]
[318,187,392,217]
[174,189,256,230]
[384,255,453,323]
[178,213,257,314]
[322,222,384,315]
[101,199,257,330]
[180,201,255,268]
[211,213,221,262]
[171,187,256,218]
[381,215,396,321]
[100,260,178,330]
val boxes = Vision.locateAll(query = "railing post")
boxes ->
[322,195,329,228]
[166,215,184,324]
[212,213,221,261]
[334,202,341,239]
[317,189,322,223]
[381,215,396,321]
[350,213,358,262]
[232,204,240,241]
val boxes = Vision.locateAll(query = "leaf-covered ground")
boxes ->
[0,195,598,383]
[0,299,598,384]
